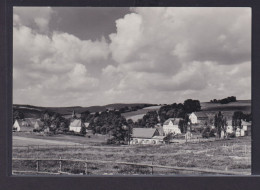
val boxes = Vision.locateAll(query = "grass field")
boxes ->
[122,105,161,121]
[12,134,251,175]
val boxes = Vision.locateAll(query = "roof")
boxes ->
[163,118,181,125]
[69,119,84,128]
[34,120,44,127]
[227,120,233,126]
[192,112,208,118]
[155,126,164,136]
[242,120,251,126]
[132,128,158,138]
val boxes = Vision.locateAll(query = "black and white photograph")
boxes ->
[12,7,251,175]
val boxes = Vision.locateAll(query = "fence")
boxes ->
[12,157,250,176]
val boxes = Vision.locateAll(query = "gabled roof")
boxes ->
[34,120,44,128]
[132,128,158,138]
[69,119,84,128]
[242,120,251,126]
[163,118,181,125]
[155,126,164,136]
[192,112,208,118]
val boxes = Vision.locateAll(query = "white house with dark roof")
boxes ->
[162,118,182,135]
[130,128,164,145]
[189,112,208,124]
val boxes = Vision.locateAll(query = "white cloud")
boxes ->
[13,7,251,106]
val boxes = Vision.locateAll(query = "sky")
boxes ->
[13,7,251,107]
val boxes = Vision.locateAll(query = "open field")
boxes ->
[13,134,251,175]
[13,132,108,146]
[122,105,161,121]
[201,100,251,112]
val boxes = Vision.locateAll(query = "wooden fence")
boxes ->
[12,157,250,176]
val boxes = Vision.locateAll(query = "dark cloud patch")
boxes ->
[49,7,131,41]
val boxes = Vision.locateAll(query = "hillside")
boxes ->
[13,103,156,118]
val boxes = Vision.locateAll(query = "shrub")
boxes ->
[227,132,236,138]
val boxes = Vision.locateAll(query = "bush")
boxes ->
[227,132,236,138]
[107,138,116,144]
[209,128,216,137]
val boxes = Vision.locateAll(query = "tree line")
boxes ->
[210,96,237,104]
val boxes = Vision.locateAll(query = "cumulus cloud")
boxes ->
[14,7,53,33]
[13,7,251,106]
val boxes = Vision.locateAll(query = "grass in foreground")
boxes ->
[12,136,251,175]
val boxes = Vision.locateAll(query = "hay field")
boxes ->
[12,136,251,175]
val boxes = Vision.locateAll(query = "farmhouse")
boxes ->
[69,119,85,133]
[226,120,233,134]
[13,119,33,132]
[13,120,21,132]
[189,112,208,124]
[241,121,251,131]
[130,128,164,145]
[163,118,181,135]
[34,120,44,130]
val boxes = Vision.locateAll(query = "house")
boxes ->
[226,120,233,134]
[162,118,181,135]
[241,121,251,131]
[13,119,33,132]
[189,112,208,124]
[130,128,164,145]
[13,120,21,132]
[34,120,44,130]
[84,122,90,128]
[236,128,245,137]
[69,119,85,133]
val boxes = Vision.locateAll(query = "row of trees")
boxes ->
[210,96,237,104]
[158,99,201,124]
[39,111,70,133]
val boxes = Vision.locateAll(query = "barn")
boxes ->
[130,128,164,145]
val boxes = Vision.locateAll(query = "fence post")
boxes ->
[85,159,88,175]
[36,159,39,172]
[151,157,154,175]
[59,157,62,173]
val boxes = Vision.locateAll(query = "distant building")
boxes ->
[34,120,44,130]
[130,128,164,145]
[163,118,182,135]
[13,120,21,132]
[69,119,85,133]
[189,112,208,124]
[226,120,233,134]
[13,119,33,132]
[241,121,251,131]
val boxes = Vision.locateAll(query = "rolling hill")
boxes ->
[13,103,157,118]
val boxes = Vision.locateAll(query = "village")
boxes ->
[12,98,252,146]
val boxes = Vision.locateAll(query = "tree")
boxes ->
[214,111,227,138]
[232,111,243,136]
[13,110,24,123]
[183,99,201,113]
[142,111,159,128]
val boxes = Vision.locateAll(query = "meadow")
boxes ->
[12,134,251,175]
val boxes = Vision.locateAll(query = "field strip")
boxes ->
[12,157,250,175]
[13,136,81,145]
